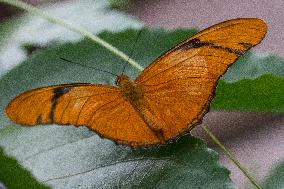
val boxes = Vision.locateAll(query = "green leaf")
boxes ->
[0,28,282,188]
[222,52,284,82]
[0,0,142,76]
[212,74,284,112]
[261,161,284,189]
[109,0,133,10]
[0,125,235,189]
[0,16,22,45]
[0,146,50,189]
[0,28,239,188]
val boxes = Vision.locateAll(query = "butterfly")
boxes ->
[6,18,267,147]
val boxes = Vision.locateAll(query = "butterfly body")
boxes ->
[116,74,143,104]
[6,18,267,147]
[116,74,166,142]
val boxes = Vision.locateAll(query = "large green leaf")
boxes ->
[222,52,284,82]
[0,126,235,189]
[212,74,284,112]
[0,29,239,188]
[0,146,50,189]
[0,28,283,188]
[0,0,142,76]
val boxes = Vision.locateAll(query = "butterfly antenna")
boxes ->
[122,29,143,74]
[60,58,118,77]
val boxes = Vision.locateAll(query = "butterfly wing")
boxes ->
[135,18,267,141]
[6,84,160,146]
[5,18,268,147]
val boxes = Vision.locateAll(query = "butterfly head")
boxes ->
[116,74,143,103]
[115,74,131,87]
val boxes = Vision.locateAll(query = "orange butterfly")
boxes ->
[6,18,267,147]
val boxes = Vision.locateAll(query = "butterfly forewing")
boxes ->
[6,84,160,146]
[135,18,267,141]
[136,18,267,83]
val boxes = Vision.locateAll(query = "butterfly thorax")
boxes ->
[116,74,143,104]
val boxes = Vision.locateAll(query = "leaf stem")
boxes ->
[0,0,144,71]
[200,125,263,189]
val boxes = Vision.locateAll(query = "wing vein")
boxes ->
[138,53,198,84]
[142,76,215,87]
[87,96,121,125]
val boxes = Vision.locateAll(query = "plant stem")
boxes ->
[200,125,263,189]
[0,0,144,71]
